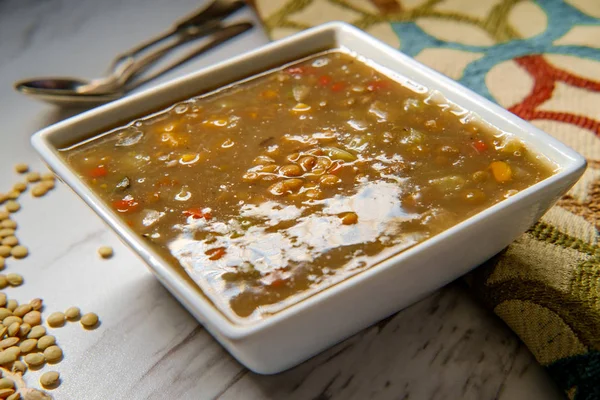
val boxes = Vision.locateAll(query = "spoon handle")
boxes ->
[125,22,254,91]
[109,0,246,72]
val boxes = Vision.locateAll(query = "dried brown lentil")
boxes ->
[43,345,62,363]
[19,339,36,353]
[12,305,31,318]
[0,258,4,271]
[14,164,29,174]
[40,371,60,388]
[80,312,99,328]
[4,347,20,359]
[11,360,26,374]
[4,202,19,213]
[41,173,55,181]
[30,185,47,198]
[65,306,80,320]
[29,298,43,311]
[0,221,15,229]
[0,378,13,390]
[12,183,27,193]
[6,192,19,201]
[6,323,19,337]
[36,336,55,350]
[0,295,5,307]
[9,247,27,259]
[0,310,10,321]
[27,325,45,339]
[1,237,17,247]
[0,248,9,258]
[97,246,113,258]
[5,301,16,312]
[25,172,40,183]
[2,317,21,327]
[23,353,44,367]
[5,274,23,287]
[46,312,65,327]
[0,388,14,398]
[0,338,18,349]
[0,230,13,239]
[0,212,7,221]
[23,311,41,326]
[0,351,16,364]
[18,323,30,338]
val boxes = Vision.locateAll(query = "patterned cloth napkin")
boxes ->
[248,1,600,398]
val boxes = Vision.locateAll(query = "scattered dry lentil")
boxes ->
[12,183,27,193]
[23,353,44,367]
[2,317,21,327]
[42,180,55,190]
[46,312,65,328]
[0,311,9,322]
[25,173,40,183]
[22,312,41,327]
[0,221,15,229]
[0,388,14,398]
[27,326,45,339]
[39,371,59,388]
[0,338,18,350]
[0,258,3,271]
[0,378,13,389]
[6,192,19,201]
[80,312,99,328]
[5,347,20,359]
[0,351,16,364]
[42,346,61,363]
[0,278,6,290]
[6,392,19,400]
[36,336,54,351]
[12,306,31,319]
[5,302,15,313]
[11,360,26,374]
[0,213,7,221]
[30,186,47,198]
[19,339,36,354]
[41,173,55,182]
[5,274,23,287]
[0,230,13,239]
[1,237,17,247]
[6,324,19,337]
[4,202,19,214]
[17,324,30,338]
[0,248,9,258]
[0,295,5,307]
[9,247,27,259]
[29,299,42,312]
[64,307,80,320]
[14,164,29,174]
[97,246,113,259]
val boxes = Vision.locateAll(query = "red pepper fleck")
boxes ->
[112,197,139,213]
[367,80,389,91]
[269,278,287,288]
[205,247,226,261]
[473,140,488,153]
[90,166,107,178]
[331,82,345,92]
[318,75,332,86]
[183,208,212,220]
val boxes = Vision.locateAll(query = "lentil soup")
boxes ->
[63,50,555,322]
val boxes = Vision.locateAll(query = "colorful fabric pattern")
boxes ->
[249,1,600,398]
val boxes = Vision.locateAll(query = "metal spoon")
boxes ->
[14,22,252,107]
[13,0,247,106]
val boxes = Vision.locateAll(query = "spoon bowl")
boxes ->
[14,78,123,107]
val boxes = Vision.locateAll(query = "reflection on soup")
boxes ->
[63,50,554,322]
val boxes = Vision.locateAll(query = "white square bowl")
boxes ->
[32,22,586,374]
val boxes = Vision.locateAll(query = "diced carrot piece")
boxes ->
[489,161,512,183]
[473,140,487,152]
[112,197,139,213]
[331,82,345,92]
[90,166,107,178]
[205,247,226,261]
[183,208,212,220]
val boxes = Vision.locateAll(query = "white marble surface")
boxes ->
[0,0,564,398]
